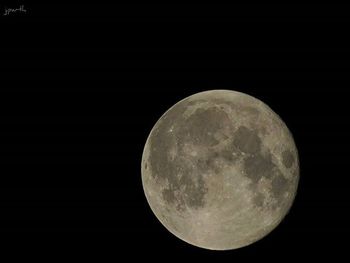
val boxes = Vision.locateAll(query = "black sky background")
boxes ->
[1,4,350,261]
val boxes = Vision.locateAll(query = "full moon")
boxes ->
[141,90,299,250]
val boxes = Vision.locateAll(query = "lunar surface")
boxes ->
[141,90,299,250]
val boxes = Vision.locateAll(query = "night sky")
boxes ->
[1,4,350,261]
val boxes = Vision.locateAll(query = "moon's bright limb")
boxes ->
[141,90,299,250]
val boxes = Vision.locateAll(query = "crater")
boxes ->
[181,173,208,208]
[240,106,260,116]
[282,149,295,168]
[243,152,274,183]
[253,192,265,207]
[162,188,176,204]
[148,102,216,210]
[271,171,289,199]
[220,148,236,162]
[148,101,187,181]
[154,153,208,211]
[233,126,261,154]
[179,106,232,147]
[243,150,290,206]
[196,148,237,176]
[148,101,210,210]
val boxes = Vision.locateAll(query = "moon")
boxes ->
[141,90,299,250]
